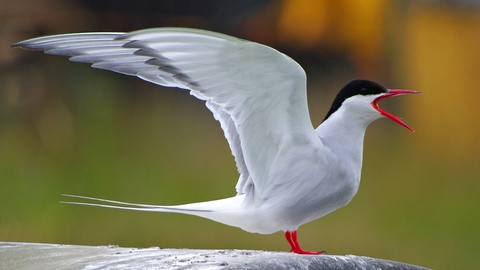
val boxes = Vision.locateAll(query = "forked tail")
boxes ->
[61,194,250,231]
[61,194,214,213]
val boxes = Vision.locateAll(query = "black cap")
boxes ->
[322,80,388,122]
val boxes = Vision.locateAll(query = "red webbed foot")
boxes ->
[284,230,325,255]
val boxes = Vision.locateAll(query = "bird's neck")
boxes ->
[315,109,374,166]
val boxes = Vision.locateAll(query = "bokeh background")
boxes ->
[1,0,479,269]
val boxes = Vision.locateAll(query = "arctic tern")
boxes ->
[13,28,421,254]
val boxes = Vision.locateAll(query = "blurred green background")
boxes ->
[1,1,480,269]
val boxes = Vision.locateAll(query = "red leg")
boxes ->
[285,231,296,252]
[284,230,324,255]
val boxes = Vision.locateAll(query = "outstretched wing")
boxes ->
[13,28,319,199]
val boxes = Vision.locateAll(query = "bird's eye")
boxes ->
[360,87,367,92]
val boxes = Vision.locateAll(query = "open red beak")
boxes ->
[372,89,422,132]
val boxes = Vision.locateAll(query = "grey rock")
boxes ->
[0,242,430,270]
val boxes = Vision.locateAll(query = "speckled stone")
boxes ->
[0,242,430,270]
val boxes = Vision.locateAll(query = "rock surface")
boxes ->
[0,242,430,270]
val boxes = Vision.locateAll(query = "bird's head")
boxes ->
[323,80,422,132]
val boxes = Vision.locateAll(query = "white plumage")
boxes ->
[13,28,420,254]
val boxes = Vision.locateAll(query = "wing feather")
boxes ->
[13,28,319,199]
